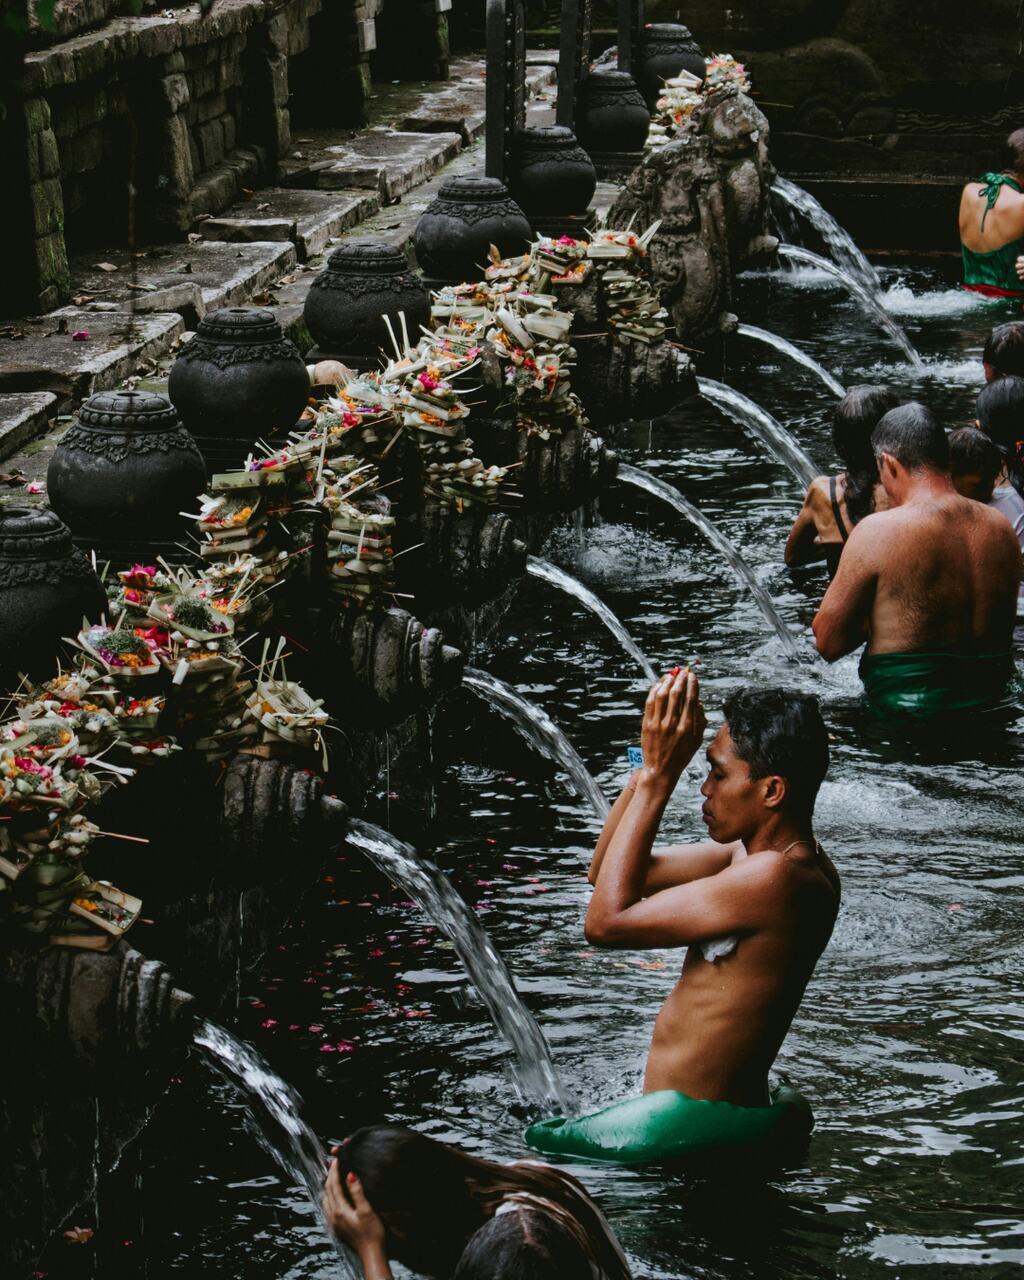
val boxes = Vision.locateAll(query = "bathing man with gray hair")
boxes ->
[812,401,1022,717]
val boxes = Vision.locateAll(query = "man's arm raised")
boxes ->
[586,671,711,946]
[812,519,880,662]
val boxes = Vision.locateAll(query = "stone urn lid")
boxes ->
[644,21,698,41]
[585,69,641,91]
[517,125,580,149]
[76,389,181,434]
[436,175,515,204]
[325,239,414,275]
[0,504,76,562]
[193,307,285,345]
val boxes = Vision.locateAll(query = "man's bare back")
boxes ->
[816,486,1020,659]
[644,842,838,1104]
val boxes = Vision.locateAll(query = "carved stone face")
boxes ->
[701,89,775,267]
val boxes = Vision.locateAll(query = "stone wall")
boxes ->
[10,0,451,318]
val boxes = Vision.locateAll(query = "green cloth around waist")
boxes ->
[523,1085,812,1166]
[961,240,1024,295]
[859,648,1015,719]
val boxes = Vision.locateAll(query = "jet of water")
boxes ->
[617,464,803,662]
[775,244,925,369]
[347,818,570,1117]
[527,556,657,682]
[462,667,611,819]
[697,376,819,487]
[193,1018,360,1278]
[772,175,882,297]
[736,323,847,398]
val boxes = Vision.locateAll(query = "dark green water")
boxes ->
[140,263,1024,1278]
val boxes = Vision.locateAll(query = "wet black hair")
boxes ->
[983,320,1024,378]
[832,385,901,524]
[976,374,1024,497]
[722,688,829,814]
[336,1126,630,1280]
[1004,127,1024,175]
[949,426,1002,481]
[871,401,949,474]
[454,1209,593,1280]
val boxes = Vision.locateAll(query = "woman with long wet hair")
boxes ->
[785,385,901,578]
[322,1124,631,1280]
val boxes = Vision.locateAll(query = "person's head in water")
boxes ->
[983,320,1024,381]
[1002,126,1024,179]
[950,427,1002,503]
[454,1210,592,1280]
[832,385,901,523]
[976,373,1024,498]
[700,688,829,843]
[335,1125,625,1279]
[871,401,950,500]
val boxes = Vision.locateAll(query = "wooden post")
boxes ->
[556,0,593,131]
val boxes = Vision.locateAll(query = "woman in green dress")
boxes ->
[960,128,1024,298]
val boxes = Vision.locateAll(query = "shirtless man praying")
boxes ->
[813,401,1021,718]
[525,671,840,1166]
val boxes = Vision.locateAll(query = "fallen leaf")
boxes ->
[256,202,270,212]
[94,262,118,272]
[187,232,202,244]
[126,283,155,292]
[70,293,95,305]
[63,1226,94,1245]
[0,470,26,486]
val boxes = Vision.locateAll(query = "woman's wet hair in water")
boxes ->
[336,1125,629,1280]
[949,427,1002,484]
[976,373,1024,497]
[723,688,829,815]
[454,1209,593,1280]
[983,321,1024,378]
[871,401,950,473]
[832,385,901,524]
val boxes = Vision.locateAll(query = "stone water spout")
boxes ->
[398,502,528,606]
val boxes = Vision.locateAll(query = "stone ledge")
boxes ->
[0,392,58,463]
[313,129,462,201]
[69,240,297,315]
[0,311,184,405]
[199,189,380,261]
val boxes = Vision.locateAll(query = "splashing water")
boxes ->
[462,668,610,819]
[736,323,847,398]
[773,175,882,297]
[347,818,570,1117]
[775,244,925,369]
[880,280,994,318]
[617,464,803,661]
[697,376,819,487]
[527,557,657,682]
[193,1019,360,1278]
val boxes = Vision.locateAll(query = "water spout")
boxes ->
[775,244,924,369]
[772,175,882,297]
[194,1019,360,1278]
[462,668,610,819]
[697,377,819,487]
[347,819,570,1116]
[527,557,657,682]
[736,324,846,398]
[617,464,803,662]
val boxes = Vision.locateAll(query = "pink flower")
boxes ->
[417,372,440,391]
[260,1019,278,1029]
[320,1044,337,1053]
[368,948,385,958]
[308,1024,323,1032]
[71,330,90,341]
[25,482,45,494]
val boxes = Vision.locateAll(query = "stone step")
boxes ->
[198,189,380,262]
[68,240,298,318]
[0,392,58,462]
[302,129,462,202]
[0,310,183,406]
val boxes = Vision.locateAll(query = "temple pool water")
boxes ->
[139,262,1024,1278]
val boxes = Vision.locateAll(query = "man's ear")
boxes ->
[877,451,897,482]
[762,774,788,810]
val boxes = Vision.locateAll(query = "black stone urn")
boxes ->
[510,126,597,228]
[304,239,431,367]
[576,70,650,173]
[0,505,106,682]
[167,308,309,452]
[413,176,532,283]
[637,23,706,110]
[47,391,207,544]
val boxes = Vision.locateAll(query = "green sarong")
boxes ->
[961,173,1024,298]
[524,1085,812,1167]
[859,649,1015,720]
